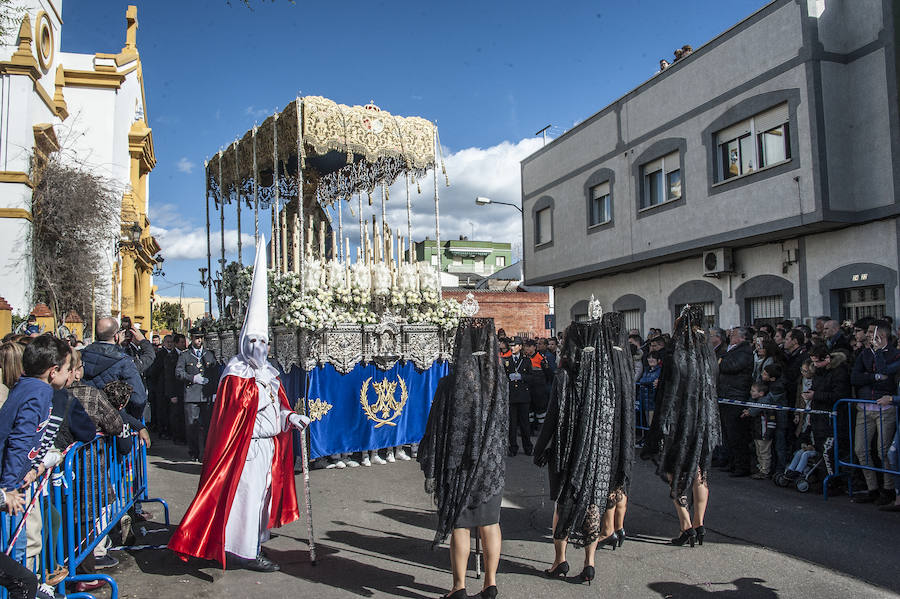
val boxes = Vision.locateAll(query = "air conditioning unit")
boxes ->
[702,248,734,276]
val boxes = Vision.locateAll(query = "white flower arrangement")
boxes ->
[222,260,458,331]
[303,260,324,291]
[327,260,348,290]
[418,263,440,291]
[372,263,392,296]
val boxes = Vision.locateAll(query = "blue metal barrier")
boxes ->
[635,382,653,435]
[1,433,168,599]
[826,398,900,502]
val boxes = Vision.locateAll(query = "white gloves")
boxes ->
[288,412,311,431]
[192,374,209,385]
[509,373,522,382]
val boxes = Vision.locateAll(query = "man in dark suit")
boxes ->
[147,334,175,439]
[175,328,219,461]
[718,326,755,476]
[503,336,534,457]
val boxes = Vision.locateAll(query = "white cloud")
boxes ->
[151,225,255,261]
[150,203,187,229]
[245,105,274,120]
[176,157,195,174]
[363,137,545,258]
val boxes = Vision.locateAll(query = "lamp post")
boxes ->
[475,195,553,333]
[474,196,522,213]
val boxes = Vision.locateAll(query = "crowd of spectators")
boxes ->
[0,315,158,596]
[630,316,900,511]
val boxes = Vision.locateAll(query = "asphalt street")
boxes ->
[90,437,900,599]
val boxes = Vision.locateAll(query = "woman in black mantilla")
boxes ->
[533,312,635,584]
[644,304,721,547]
[418,317,508,599]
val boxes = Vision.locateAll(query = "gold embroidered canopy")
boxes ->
[207,96,437,207]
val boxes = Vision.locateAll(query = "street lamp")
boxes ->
[475,196,522,213]
[199,267,208,288]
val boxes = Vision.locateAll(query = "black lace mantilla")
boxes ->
[550,312,635,546]
[417,317,508,546]
[645,305,722,505]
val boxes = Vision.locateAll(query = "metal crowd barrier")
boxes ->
[825,398,900,502]
[1,433,168,599]
[635,382,654,435]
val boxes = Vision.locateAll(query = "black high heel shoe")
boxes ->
[670,528,696,547]
[600,533,618,550]
[615,528,626,547]
[694,525,705,546]
[472,586,498,598]
[440,589,466,599]
[577,565,595,586]
[544,561,569,578]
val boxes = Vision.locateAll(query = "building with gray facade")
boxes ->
[521,0,900,333]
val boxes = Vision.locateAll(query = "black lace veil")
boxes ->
[418,317,508,546]
[551,312,635,546]
[646,305,721,504]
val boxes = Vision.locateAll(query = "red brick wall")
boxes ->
[444,290,550,339]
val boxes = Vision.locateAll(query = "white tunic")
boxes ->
[223,379,292,559]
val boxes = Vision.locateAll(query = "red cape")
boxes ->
[168,374,299,567]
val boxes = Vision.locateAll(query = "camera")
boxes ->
[120,316,132,332]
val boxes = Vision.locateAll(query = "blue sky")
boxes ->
[62,0,768,309]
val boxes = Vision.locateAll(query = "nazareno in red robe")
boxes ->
[167,374,300,567]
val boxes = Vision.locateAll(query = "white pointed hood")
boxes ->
[222,236,280,387]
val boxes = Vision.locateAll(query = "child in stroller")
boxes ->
[774,431,827,492]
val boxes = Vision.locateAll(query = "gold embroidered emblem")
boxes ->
[306,398,333,422]
[360,376,408,428]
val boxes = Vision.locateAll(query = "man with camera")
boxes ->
[175,327,219,462]
[81,317,148,420]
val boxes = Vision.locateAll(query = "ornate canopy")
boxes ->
[207,96,437,207]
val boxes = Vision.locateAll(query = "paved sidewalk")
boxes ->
[93,438,900,598]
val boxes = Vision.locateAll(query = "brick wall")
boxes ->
[444,289,550,339]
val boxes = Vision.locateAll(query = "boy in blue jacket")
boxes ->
[0,335,73,561]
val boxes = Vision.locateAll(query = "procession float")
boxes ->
[199,95,477,458]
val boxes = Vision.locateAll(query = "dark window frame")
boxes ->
[584,168,615,234]
[633,138,687,219]
[702,89,802,196]
[532,195,555,250]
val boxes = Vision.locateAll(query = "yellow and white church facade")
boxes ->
[0,1,159,331]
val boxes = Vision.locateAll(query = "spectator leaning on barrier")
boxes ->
[81,317,147,421]
[850,322,900,505]
[718,326,755,477]
[874,392,900,512]
[0,335,72,563]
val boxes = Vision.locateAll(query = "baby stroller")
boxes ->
[774,437,833,493]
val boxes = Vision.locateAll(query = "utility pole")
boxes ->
[178,282,185,332]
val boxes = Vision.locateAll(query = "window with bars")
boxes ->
[621,309,641,332]
[674,302,716,329]
[748,295,784,327]
[838,285,886,322]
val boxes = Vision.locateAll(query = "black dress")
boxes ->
[533,312,635,546]
[418,318,509,546]
[644,305,722,504]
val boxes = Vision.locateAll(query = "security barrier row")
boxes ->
[826,398,900,502]
[1,434,168,598]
